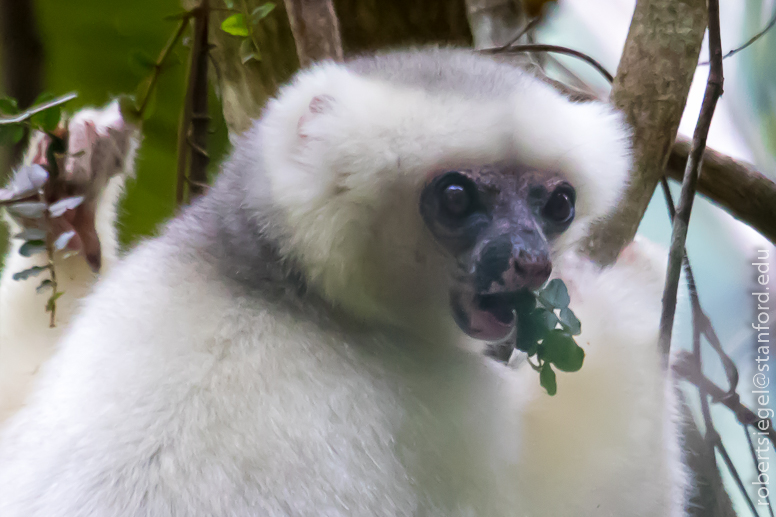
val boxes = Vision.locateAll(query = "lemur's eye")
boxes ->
[438,172,477,218]
[442,184,471,216]
[543,185,575,224]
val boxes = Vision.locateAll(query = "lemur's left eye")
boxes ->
[543,185,575,224]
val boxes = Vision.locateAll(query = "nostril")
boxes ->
[513,252,552,289]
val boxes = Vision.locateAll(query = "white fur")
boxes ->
[0,102,136,423]
[252,61,631,326]
[0,51,685,516]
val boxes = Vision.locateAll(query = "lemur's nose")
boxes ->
[511,248,552,291]
[474,233,552,294]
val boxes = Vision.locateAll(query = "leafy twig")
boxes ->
[0,92,77,125]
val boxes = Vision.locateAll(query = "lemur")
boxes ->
[0,49,688,516]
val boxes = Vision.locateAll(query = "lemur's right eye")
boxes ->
[438,172,478,219]
[442,184,471,216]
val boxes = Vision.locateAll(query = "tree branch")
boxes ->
[666,137,776,244]
[283,0,343,67]
[187,0,211,200]
[0,0,43,169]
[465,0,527,49]
[581,0,708,267]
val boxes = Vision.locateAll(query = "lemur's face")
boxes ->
[420,165,576,341]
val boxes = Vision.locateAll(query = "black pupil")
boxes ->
[442,184,470,216]
[544,190,573,222]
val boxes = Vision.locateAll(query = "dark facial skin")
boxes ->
[419,164,576,341]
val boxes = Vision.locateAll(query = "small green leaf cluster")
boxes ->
[220,2,276,64]
[0,92,72,145]
[514,279,584,396]
[0,93,76,140]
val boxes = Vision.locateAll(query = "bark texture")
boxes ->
[582,0,708,266]
[283,0,343,67]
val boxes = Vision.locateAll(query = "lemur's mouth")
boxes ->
[450,290,517,341]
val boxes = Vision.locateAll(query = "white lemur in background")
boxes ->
[0,102,138,422]
[0,49,688,516]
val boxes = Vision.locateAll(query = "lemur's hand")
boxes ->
[2,101,138,271]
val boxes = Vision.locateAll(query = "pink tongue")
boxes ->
[467,306,514,341]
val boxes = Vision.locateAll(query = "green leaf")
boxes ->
[512,290,536,315]
[30,93,62,133]
[0,97,18,114]
[49,196,84,217]
[36,278,53,293]
[239,38,260,63]
[46,291,65,312]
[11,164,49,195]
[537,307,559,331]
[541,330,585,372]
[538,278,570,309]
[559,307,581,335]
[19,239,47,257]
[118,95,142,126]
[221,14,249,36]
[515,311,543,354]
[0,92,76,126]
[251,2,275,22]
[12,265,48,281]
[7,201,47,220]
[0,123,24,145]
[539,362,557,396]
[54,230,76,251]
[14,228,47,241]
[129,49,158,75]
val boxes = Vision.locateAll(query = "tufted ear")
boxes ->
[297,94,336,139]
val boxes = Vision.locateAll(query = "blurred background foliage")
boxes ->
[0,0,230,258]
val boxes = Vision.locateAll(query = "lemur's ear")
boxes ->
[297,94,335,139]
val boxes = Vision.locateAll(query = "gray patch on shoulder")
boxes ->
[161,129,307,306]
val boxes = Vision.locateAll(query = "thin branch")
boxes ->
[0,92,77,125]
[744,423,775,516]
[673,353,776,447]
[699,3,776,66]
[660,178,739,396]
[482,44,614,83]
[659,0,724,361]
[714,437,760,516]
[136,15,190,119]
[497,16,542,50]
